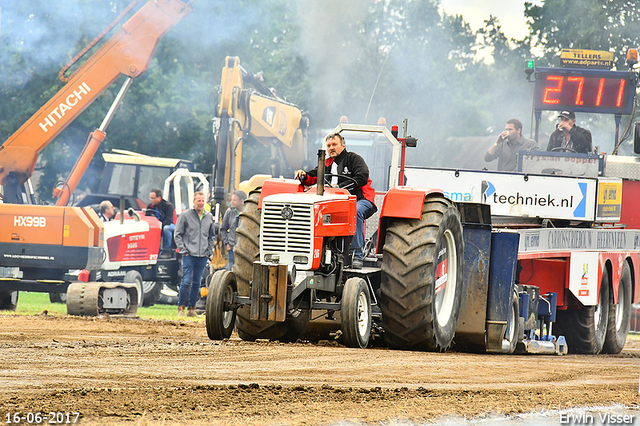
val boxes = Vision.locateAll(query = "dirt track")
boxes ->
[1,314,640,425]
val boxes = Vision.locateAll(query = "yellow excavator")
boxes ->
[208,56,310,269]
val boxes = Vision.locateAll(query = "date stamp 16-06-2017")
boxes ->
[5,412,81,424]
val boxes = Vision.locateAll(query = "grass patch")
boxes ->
[6,291,201,321]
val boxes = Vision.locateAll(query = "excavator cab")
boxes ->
[75,150,197,212]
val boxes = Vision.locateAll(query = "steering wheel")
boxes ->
[323,173,359,190]
[551,147,577,153]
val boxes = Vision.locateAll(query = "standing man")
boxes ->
[546,110,592,154]
[174,191,215,317]
[98,200,115,222]
[220,190,247,271]
[484,118,538,172]
[294,132,377,269]
[145,188,175,252]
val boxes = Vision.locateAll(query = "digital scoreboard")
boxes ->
[534,67,637,115]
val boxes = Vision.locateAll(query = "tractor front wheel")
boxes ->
[341,277,372,348]
[205,270,237,340]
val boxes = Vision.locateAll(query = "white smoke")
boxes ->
[293,0,370,125]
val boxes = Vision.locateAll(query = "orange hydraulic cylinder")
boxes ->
[54,130,106,206]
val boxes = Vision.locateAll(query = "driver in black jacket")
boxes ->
[546,110,592,153]
[295,132,377,269]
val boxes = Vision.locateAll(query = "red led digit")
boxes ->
[567,76,584,105]
[543,75,563,104]
[595,78,605,106]
[616,78,626,107]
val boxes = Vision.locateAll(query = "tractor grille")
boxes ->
[261,201,313,255]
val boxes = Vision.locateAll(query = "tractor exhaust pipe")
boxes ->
[317,149,325,196]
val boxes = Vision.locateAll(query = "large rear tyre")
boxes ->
[0,291,18,311]
[141,281,161,307]
[234,189,310,342]
[123,270,144,308]
[341,277,372,348]
[603,262,632,354]
[555,271,609,354]
[380,194,464,351]
[205,270,237,340]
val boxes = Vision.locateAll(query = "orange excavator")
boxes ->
[0,0,193,314]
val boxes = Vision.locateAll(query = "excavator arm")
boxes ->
[212,56,310,210]
[0,0,192,204]
[0,0,193,315]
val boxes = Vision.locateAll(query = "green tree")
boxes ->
[525,0,640,69]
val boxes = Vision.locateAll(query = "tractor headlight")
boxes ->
[293,256,308,264]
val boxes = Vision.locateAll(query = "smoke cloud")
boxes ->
[292,0,369,126]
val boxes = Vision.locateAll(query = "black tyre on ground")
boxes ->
[603,262,632,354]
[49,292,67,304]
[554,270,609,354]
[341,277,372,348]
[234,189,310,342]
[205,270,237,340]
[141,281,161,307]
[156,284,179,305]
[123,270,145,308]
[380,194,465,351]
[0,291,18,311]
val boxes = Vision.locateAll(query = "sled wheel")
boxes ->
[555,269,609,354]
[603,262,632,354]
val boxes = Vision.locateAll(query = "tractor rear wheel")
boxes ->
[603,262,632,354]
[234,189,310,342]
[380,194,464,351]
[555,270,609,354]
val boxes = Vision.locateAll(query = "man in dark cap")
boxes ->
[546,110,592,154]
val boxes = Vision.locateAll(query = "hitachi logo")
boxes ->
[39,82,91,133]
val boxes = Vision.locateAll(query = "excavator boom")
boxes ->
[0,0,192,203]
[213,56,310,209]
[0,0,192,315]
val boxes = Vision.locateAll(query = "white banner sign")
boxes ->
[517,228,640,253]
[404,168,596,221]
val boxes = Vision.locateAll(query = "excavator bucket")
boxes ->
[66,282,138,317]
[210,239,229,270]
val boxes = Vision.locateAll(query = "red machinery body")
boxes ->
[105,215,162,263]
[375,186,445,254]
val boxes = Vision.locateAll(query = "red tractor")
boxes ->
[205,124,469,350]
